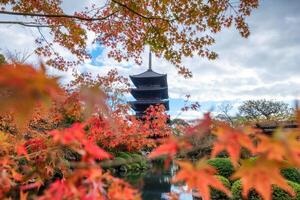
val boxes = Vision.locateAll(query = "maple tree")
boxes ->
[0,0,258,77]
[0,63,299,200]
[148,112,300,200]
[0,63,174,199]
[1,1,300,200]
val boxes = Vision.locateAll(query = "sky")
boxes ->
[0,0,300,119]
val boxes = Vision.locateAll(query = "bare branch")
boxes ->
[228,2,239,15]
[4,49,34,63]
[37,27,57,54]
[0,10,118,21]
[0,20,50,28]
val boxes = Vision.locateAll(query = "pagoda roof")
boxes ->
[131,86,168,91]
[131,87,168,100]
[129,99,169,105]
[129,99,169,111]
[130,69,166,79]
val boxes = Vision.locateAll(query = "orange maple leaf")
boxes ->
[211,123,255,165]
[255,128,300,167]
[232,157,295,200]
[286,131,300,167]
[16,143,29,160]
[255,130,289,161]
[49,123,85,144]
[186,113,212,135]
[83,141,112,160]
[148,137,191,159]
[173,160,231,200]
[11,170,23,182]
[0,64,63,129]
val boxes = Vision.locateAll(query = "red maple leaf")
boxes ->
[211,123,255,165]
[173,160,231,200]
[83,141,112,160]
[232,157,295,200]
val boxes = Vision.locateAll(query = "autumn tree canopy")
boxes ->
[3,1,299,200]
[0,0,259,77]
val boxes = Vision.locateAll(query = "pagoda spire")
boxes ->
[148,50,152,70]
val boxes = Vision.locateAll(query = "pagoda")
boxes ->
[129,52,169,117]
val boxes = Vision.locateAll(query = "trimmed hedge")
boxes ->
[207,158,235,179]
[281,168,300,184]
[117,152,132,159]
[210,175,231,200]
[231,180,300,200]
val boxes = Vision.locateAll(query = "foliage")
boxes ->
[68,68,130,113]
[170,118,189,127]
[0,0,258,77]
[88,104,171,152]
[0,63,300,200]
[231,158,296,200]
[173,160,231,200]
[210,175,231,200]
[0,64,63,129]
[111,152,148,171]
[281,168,300,184]
[231,179,300,200]
[0,53,6,65]
[150,111,300,200]
[0,63,171,199]
[207,158,235,179]
[3,1,300,199]
[238,99,293,121]
[216,103,235,125]
[211,122,255,165]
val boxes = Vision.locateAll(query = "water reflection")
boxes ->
[118,163,193,200]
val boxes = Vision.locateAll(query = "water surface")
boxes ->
[118,163,194,200]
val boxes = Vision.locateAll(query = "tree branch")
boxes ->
[111,0,169,21]
[0,20,50,27]
[228,2,239,15]
[37,27,57,54]
[0,10,117,21]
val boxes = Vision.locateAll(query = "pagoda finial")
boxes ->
[148,50,152,70]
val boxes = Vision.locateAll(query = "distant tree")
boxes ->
[171,118,189,127]
[238,99,293,121]
[216,103,234,125]
[0,53,6,65]
[4,49,32,64]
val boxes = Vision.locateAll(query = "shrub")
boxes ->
[207,158,234,178]
[210,175,231,200]
[117,152,132,159]
[281,168,300,184]
[231,180,300,200]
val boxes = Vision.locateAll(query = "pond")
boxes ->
[117,163,195,200]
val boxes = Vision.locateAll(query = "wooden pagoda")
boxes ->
[129,52,169,117]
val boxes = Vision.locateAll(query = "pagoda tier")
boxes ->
[129,52,169,117]
[129,99,169,112]
[129,70,167,88]
[130,87,168,100]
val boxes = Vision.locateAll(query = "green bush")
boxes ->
[207,158,234,178]
[231,180,300,200]
[117,152,132,159]
[281,168,300,184]
[210,175,231,200]
[114,157,127,164]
